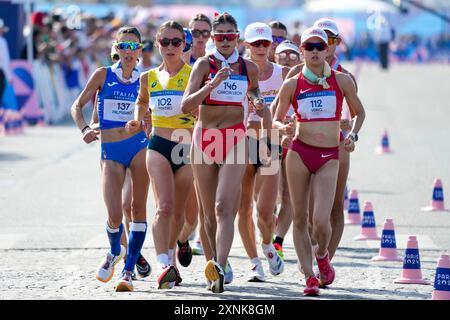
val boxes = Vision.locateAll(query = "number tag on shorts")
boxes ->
[150,90,184,117]
[297,91,336,120]
[103,99,134,122]
[210,75,248,104]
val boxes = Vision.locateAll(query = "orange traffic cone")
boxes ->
[372,218,402,262]
[432,254,450,300]
[422,179,449,212]
[394,236,430,285]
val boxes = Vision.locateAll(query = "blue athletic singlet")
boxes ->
[97,67,140,130]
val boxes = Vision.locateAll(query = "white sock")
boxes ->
[156,253,169,267]
[262,243,273,253]
[250,257,261,266]
[168,248,175,265]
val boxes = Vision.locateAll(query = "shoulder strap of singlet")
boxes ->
[208,55,219,73]
[239,57,248,77]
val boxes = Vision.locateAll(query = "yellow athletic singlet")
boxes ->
[147,63,195,129]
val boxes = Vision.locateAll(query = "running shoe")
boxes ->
[205,279,212,291]
[177,240,193,267]
[224,260,233,284]
[263,244,285,276]
[204,260,224,293]
[192,239,204,256]
[157,265,178,289]
[247,262,265,282]
[136,254,152,278]
[304,276,320,296]
[174,265,182,286]
[115,270,134,292]
[96,245,125,283]
[316,252,335,287]
[273,242,284,260]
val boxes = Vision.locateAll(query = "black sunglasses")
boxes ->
[159,37,183,47]
[302,42,327,52]
[191,29,211,38]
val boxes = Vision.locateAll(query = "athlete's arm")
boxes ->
[89,94,99,130]
[273,78,296,136]
[126,72,149,133]
[337,73,366,152]
[286,63,302,79]
[71,67,106,143]
[181,58,232,114]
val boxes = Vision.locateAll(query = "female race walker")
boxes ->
[127,21,195,289]
[238,22,289,282]
[181,13,265,293]
[273,27,365,296]
[71,26,149,292]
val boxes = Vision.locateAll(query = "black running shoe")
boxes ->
[177,240,193,267]
[136,254,152,278]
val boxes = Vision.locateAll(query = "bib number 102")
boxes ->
[310,99,322,108]
[157,98,172,107]
[117,102,131,111]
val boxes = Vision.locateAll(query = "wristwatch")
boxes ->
[349,132,358,142]
[253,98,265,106]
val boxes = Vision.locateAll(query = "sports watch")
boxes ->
[349,132,358,142]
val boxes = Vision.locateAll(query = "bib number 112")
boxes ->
[310,99,322,108]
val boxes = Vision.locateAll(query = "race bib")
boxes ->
[297,91,336,120]
[103,99,134,122]
[150,90,184,117]
[210,75,248,104]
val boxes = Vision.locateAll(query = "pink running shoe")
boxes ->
[316,252,335,287]
[304,276,320,296]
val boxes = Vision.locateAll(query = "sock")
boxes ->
[250,257,261,266]
[273,236,284,246]
[124,222,147,272]
[157,253,169,268]
[106,222,123,256]
[168,248,175,266]
[262,242,273,253]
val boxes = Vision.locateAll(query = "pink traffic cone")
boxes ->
[376,129,392,154]
[394,236,430,285]
[344,186,349,211]
[354,201,380,241]
[345,189,361,225]
[432,254,450,300]
[372,218,402,262]
[422,179,449,212]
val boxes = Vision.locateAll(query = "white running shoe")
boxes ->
[263,243,285,276]
[96,245,126,283]
[115,270,134,292]
[192,239,204,256]
[224,260,233,284]
[247,262,265,282]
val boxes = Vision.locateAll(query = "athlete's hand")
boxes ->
[344,137,355,152]
[282,122,295,137]
[125,120,141,134]
[340,119,353,132]
[210,67,233,88]
[83,128,100,144]
[281,135,292,149]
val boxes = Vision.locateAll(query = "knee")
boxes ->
[156,202,173,218]
[292,213,309,230]
[312,216,330,234]
[257,208,273,226]
[215,200,233,220]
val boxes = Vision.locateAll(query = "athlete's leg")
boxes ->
[178,186,198,243]
[285,151,314,277]
[196,180,213,261]
[237,165,258,260]
[255,170,279,245]
[121,170,132,256]
[328,143,349,260]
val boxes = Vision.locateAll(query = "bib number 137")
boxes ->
[117,102,131,111]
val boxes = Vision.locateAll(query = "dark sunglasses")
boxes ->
[272,36,286,44]
[212,33,239,42]
[191,29,211,38]
[302,42,327,52]
[250,40,271,48]
[115,41,143,51]
[159,37,184,48]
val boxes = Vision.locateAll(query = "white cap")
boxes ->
[244,22,272,43]
[313,18,339,36]
[301,27,328,44]
[275,41,300,55]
